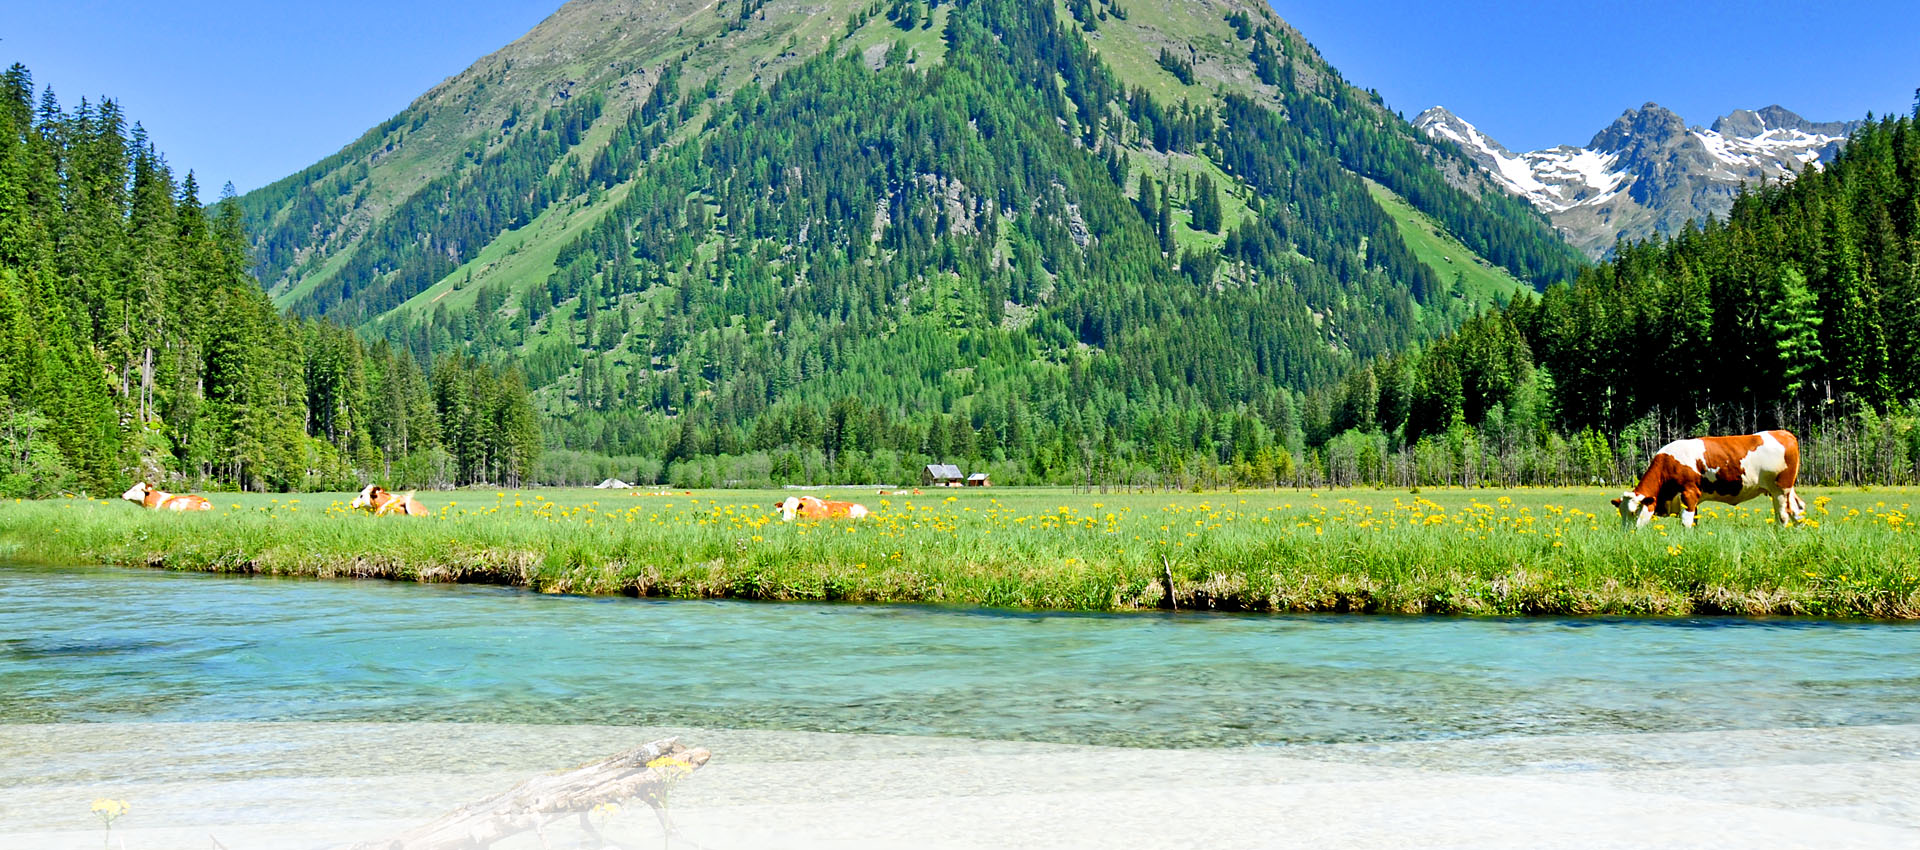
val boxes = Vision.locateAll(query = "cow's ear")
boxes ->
[1610,498,1622,507]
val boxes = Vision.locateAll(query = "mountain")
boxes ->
[1415,103,1859,257]
[239,0,1583,484]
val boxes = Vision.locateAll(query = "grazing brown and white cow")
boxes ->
[350,484,430,517]
[121,481,213,512]
[1613,430,1808,529]
[774,495,870,522]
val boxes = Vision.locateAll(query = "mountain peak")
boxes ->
[1588,102,1687,152]
[1429,101,1858,258]
[1412,105,1514,158]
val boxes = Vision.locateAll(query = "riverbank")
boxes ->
[5,487,1919,618]
[9,722,1918,849]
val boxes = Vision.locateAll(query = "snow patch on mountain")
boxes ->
[1695,127,1837,173]
[1414,107,1626,212]
[1421,119,1539,193]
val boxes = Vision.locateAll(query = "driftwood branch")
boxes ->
[1160,554,1177,611]
[347,737,711,850]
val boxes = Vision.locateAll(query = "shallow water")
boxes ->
[5,564,1919,747]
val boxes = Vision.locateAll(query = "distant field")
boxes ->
[4,485,1917,618]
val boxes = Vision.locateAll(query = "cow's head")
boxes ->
[122,481,151,504]
[774,496,802,522]
[351,484,386,510]
[1611,492,1656,530]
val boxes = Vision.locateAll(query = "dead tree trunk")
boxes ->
[347,737,711,850]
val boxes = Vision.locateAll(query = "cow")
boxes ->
[121,481,212,512]
[1613,430,1808,529]
[774,495,870,522]
[350,484,430,517]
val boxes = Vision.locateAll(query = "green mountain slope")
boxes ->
[242,0,1582,484]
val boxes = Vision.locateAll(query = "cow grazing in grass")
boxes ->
[351,484,429,517]
[774,495,869,522]
[121,481,212,512]
[1613,430,1807,529]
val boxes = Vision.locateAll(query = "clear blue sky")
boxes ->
[4,2,1916,199]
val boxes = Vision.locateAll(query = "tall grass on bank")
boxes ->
[4,488,1918,618]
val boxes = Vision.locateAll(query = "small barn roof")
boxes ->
[967,472,990,481]
[924,463,964,479]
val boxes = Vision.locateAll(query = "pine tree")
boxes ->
[1157,179,1174,254]
[1766,265,1823,395]
[1192,173,1222,233]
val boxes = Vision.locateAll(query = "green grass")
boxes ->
[1081,0,1250,108]
[1364,178,1526,312]
[6,486,1918,619]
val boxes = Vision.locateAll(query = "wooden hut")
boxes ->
[921,464,964,487]
[966,472,991,487]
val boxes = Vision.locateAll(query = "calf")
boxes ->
[1613,430,1807,529]
[350,484,430,517]
[774,495,870,522]
[121,481,212,512]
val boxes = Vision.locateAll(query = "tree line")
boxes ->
[0,64,538,496]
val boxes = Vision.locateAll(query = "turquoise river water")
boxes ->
[6,564,1920,747]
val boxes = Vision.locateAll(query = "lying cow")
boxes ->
[350,484,429,517]
[121,481,212,512]
[774,495,870,522]
[1613,430,1807,529]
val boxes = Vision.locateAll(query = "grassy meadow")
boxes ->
[4,485,1918,618]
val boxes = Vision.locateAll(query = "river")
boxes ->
[4,564,1918,848]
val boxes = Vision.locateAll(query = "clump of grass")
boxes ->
[6,488,1919,618]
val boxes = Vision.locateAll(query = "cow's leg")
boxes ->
[1781,487,1807,525]
[1680,490,1700,528]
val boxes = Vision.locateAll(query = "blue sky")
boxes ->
[4,1,1916,198]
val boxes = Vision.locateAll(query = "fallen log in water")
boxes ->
[347,737,711,850]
